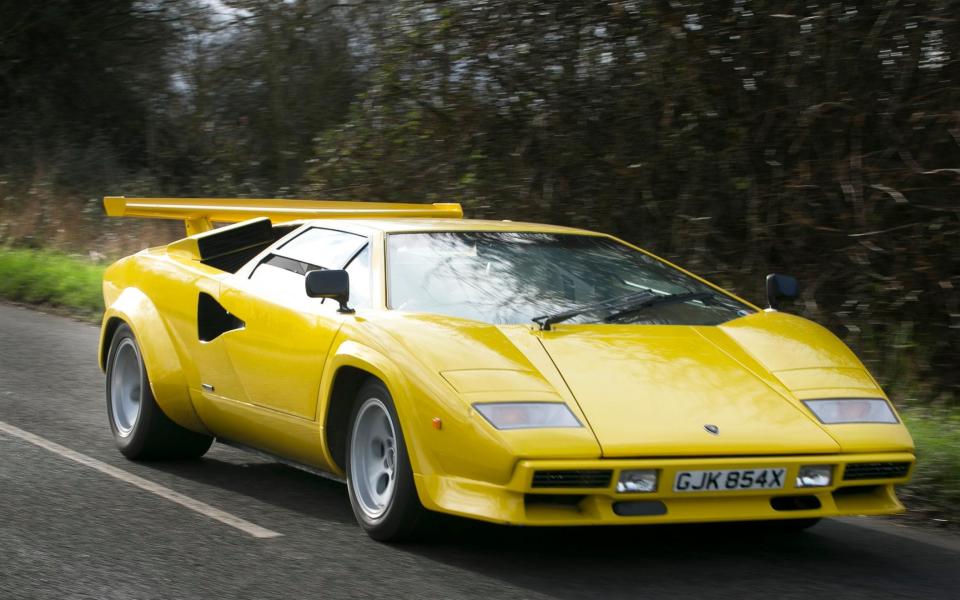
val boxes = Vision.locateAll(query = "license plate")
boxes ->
[673,468,786,492]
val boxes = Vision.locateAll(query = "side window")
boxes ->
[278,228,367,269]
[344,246,371,308]
[249,228,369,304]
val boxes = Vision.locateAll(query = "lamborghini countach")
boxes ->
[99,197,914,541]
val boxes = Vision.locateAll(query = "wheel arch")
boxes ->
[99,315,126,371]
[319,340,430,480]
[100,287,209,434]
[323,365,369,473]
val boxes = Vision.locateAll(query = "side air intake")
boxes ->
[197,293,245,342]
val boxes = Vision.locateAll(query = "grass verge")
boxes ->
[899,410,960,530]
[0,247,105,320]
[0,247,956,530]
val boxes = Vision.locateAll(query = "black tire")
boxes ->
[105,324,213,460]
[345,380,426,542]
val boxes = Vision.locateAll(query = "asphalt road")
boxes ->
[1,302,958,600]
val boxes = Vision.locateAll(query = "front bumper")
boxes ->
[414,452,915,526]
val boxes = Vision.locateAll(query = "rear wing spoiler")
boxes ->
[103,196,464,236]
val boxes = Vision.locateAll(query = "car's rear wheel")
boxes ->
[346,380,425,542]
[106,324,213,460]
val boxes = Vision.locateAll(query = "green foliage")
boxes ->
[0,249,104,319]
[0,0,182,181]
[167,0,359,192]
[901,410,960,525]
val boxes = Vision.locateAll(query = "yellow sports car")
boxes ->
[99,197,915,541]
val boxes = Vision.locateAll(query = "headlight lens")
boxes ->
[803,398,898,424]
[473,402,581,430]
[796,465,833,488]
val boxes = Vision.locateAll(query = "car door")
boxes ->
[209,227,370,421]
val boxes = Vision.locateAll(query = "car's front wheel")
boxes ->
[106,324,213,460]
[345,380,426,542]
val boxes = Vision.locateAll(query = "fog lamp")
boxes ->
[796,465,833,488]
[617,470,658,493]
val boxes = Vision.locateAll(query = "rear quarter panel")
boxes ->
[101,250,224,434]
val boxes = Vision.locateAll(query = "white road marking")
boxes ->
[0,420,282,539]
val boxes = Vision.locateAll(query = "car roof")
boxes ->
[289,218,604,236]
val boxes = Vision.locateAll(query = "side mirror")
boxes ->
[305,269,354,314]
[765,273,799,311]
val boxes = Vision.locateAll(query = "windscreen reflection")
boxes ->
[387,232,753,326]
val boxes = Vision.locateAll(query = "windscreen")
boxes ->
[387,232,753,325]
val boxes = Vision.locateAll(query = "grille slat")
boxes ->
[532,470,613,489]
[843,462,911,481]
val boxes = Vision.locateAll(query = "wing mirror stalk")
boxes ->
[765,273,799,311]
[305,269,355,314]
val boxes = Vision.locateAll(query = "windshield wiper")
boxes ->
[532,291,658,331]
[602,292,714,323]
[532,291,714,331]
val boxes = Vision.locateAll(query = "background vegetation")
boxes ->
[1,1,957,526]
[0,248,105,318]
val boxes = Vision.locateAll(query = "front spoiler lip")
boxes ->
[413,452,915,526]
[508,452,916,495]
